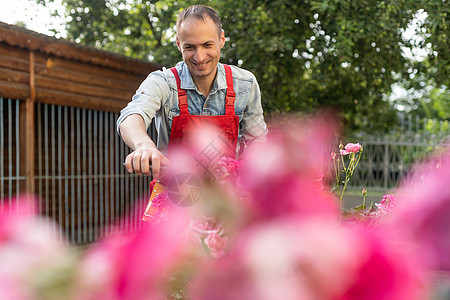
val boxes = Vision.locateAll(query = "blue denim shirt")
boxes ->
[117,61,267,154]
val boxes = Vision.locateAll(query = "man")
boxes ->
[117,5,267,178]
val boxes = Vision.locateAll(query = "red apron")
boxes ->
[142,64,239,222]
[168,64,239,158]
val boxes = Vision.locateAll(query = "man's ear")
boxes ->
[220,30,225,49]
[176,37,182,52]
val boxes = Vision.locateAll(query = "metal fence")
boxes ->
[0,98,24,198]
[1,98,154,244]
[347,115,449,190]
[347,139,448,191]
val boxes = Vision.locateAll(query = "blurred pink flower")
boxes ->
[389,150,450,271]
[239,116,338,220]
[0,196,76,300]
[189,216,422,300]
[345,143,362,154]
[213,156,242,180]
[204,231,228,259]
[0,277,33,300]
[375,194,397,216]
[75,210,190,300]
[339,226,423,300]
[189,257,259,300]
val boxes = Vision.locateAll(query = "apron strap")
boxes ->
[223,64,236,116]
[170,67,189,115]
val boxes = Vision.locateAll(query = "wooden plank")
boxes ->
[35,62,141,92]
[34,53,147,83]
[0,80,29,100]
[0,54,29,72]
[29,52,36,101]
[0,43,29,60]
[19,51,35,194]
[0,67,29,84]
[36,87,127,112]
[35,74,133,102]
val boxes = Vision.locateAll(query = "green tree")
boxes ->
[35,0,448,134]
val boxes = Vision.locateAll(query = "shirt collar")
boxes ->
[177,62,228,93]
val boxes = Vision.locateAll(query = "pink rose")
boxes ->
[345,143,362,154]
[340,149,350,155]
[205,232,228,259]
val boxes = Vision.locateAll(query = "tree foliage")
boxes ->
[35,0,449,133]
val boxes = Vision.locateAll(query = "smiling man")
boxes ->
[117,5,267,178]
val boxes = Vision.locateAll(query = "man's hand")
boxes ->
[119,114,169,178]
[124,145,169,178]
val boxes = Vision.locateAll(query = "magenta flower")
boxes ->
[339,226,423,300]
[189,216,422,300]
[239,116,338,220]
[75,209,190,300]
[389,150,450,271]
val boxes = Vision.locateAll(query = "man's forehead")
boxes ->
[177,16,220,38]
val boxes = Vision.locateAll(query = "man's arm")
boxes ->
[117,69,171,178]
[119,114,169,178]
[239,72,268,146]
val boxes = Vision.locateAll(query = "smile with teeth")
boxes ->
[194,61,209,66]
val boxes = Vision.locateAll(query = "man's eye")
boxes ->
[205,44,213,48]
[184,46,193,50]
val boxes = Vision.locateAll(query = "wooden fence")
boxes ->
[0,22,159,244]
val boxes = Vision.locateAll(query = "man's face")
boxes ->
[176,16,225,83]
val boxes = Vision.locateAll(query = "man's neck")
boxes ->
[193,70,217,97]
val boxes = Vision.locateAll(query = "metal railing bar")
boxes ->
[43,105,49,216]
[8,99,13,199]
[15,99,20,204]
[51,104,57,238]
[105,112,111,238]
[76,108,82,244]
[87,109,93,242]
[0,177,27,180]
[81,109,87,243]
[36,103,42,213]
[113,114,118,233]
[63,106,69,242]
[109,113,115,237]
[57,105,63,240]
[0,98,4,203]
[70,107,75,242]
[93,110,98,241]
[99,111,104,239]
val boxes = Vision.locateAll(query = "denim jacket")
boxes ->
[117,61,267,154]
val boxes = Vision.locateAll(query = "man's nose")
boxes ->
[194,48,207,62]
